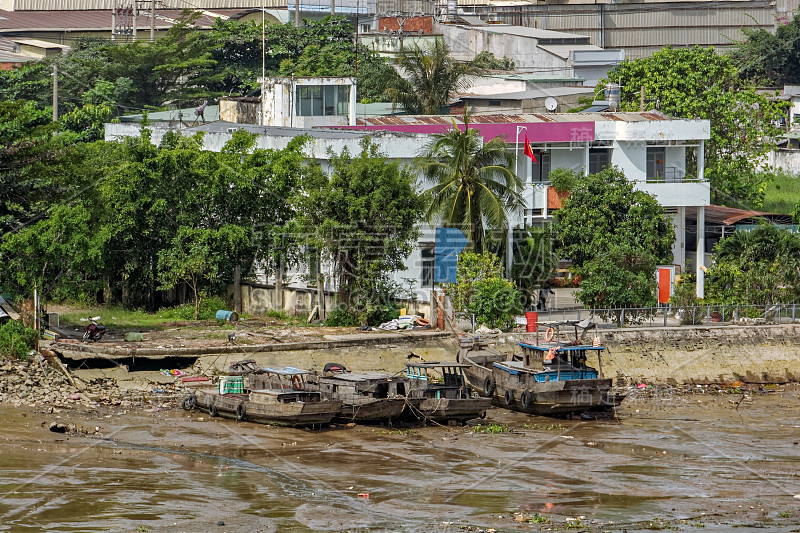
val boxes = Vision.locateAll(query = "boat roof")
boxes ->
[519,342,604,352]
[320,372,397,382]
[406,362,470,369]
[261,366,310,376]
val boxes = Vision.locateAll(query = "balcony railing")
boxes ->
[645,167,699,183]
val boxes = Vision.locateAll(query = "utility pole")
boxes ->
[331,0,335,15]
[52,65,58,122]
[295,0,300,27]
[150,0,155,41]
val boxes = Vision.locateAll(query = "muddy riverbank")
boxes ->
[1,384,799,532]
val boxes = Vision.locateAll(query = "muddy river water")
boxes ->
[1,386,799,532]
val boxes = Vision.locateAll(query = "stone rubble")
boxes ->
[0,353,182,410]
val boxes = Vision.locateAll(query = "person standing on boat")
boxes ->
[537,284,555,311]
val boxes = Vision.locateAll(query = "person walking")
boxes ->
[537,284,555,311]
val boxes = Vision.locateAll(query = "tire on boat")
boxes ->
[503,389,514,406]
[209,402,218,418]
[520,390,532,409]
[236,401,246,421]
[483,376,496,397]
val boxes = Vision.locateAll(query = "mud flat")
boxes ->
[1,384,799,532]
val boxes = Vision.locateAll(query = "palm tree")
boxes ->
[386,40,482,115]
[418,113,524,252]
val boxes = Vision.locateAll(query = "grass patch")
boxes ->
[528,513,548,524]
[762,169,800,214]
[471,423,510,434]
[379,429,416,436]
[523,423,566,431]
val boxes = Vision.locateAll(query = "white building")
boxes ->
[105,107,711,305]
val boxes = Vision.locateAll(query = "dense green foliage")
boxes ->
[418,114,523,253]
[0,15,394,128]
[510,226,558,306]
[706,225,800,305]
[575,243,658,314]
[295,138,423,325]
[554,167,673,310]
[602,46,786,207]
[732,10,800,86]
[0,109,316,311]
[446,251,522,330]
[0,320,38,360]
[469,51,515,71]
[386,40,482,114]
[554,167,674,269]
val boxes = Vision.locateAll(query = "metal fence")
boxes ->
[528,304,800,330]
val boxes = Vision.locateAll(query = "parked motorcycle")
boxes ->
[82,316,107,342]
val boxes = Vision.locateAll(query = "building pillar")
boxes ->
[584,141,590,175]
[348,82,356,126]
[696,205,705,299]
[673,206,686,271]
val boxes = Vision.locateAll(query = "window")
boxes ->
[296,84,351,117]
[488,100,502,106]
[589,148,610,174]
[647,147,666,180]
[532,152,551,183]
[421,247,434,287]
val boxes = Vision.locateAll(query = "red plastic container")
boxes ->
[525,311,538,332]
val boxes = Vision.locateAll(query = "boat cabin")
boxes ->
[516,342,604,382]
[405,362,472,399]
[308,371,408,400]
[244,366,319,396]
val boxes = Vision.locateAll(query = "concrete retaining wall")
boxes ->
[192,334,459,376]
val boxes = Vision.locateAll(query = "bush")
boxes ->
[325,308,360,327]
[158,296,230,321]
[469,278,523,330]
[0,320,38,360]
[549,167,580,192]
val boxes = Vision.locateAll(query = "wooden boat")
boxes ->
[458,336,625,416]
[403,362,492,424]
[184,366,342,427]
[306,364,408,424]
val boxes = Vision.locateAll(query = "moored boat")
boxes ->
[185,366,342,427]
[458,336,625,416]
[306,363,408,424]
[403,362,492,424]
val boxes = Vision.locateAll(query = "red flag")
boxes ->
[523,136,538,163]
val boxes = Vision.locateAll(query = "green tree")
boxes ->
[295,138,423,324]
[470,51,515,71]
[386,40,482,114]
[446,251,522,330]
[602,46,787,207]
[510,226,558,307]
[554,167,673,311]
[575,242,658,317]
[97,129,308,309]
[706,224,800,305]
[418,115,523,253]
[554,166,674,269]
[732,11,800,86]
[0,100,61,235]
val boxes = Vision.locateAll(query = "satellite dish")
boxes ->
[544,97,558,112]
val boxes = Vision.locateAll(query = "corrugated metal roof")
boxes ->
[538,43,602,60]
[460,86,594,100]
[0,49,32,62]
[355,110,676,127]
[687,205,794,226]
